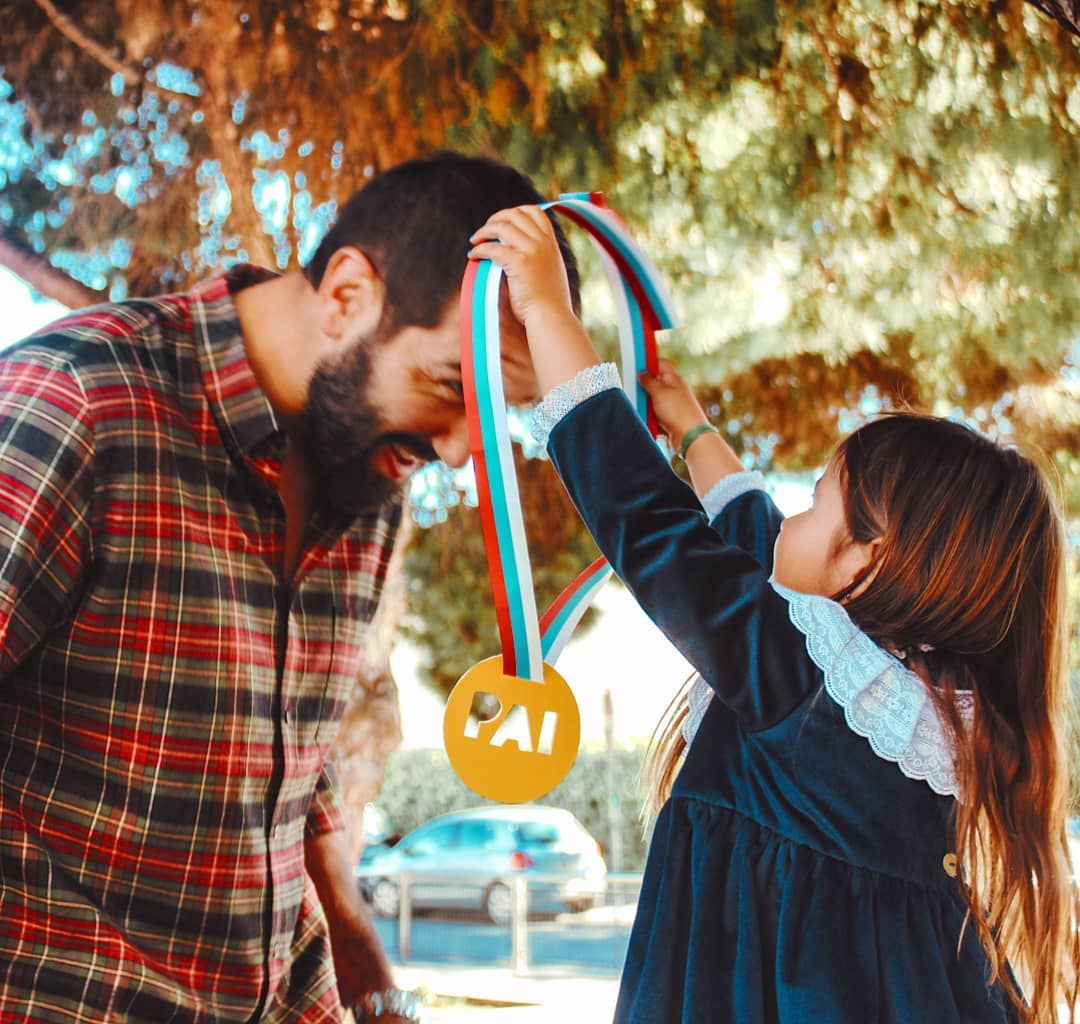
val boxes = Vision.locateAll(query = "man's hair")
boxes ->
[303,151,581,333]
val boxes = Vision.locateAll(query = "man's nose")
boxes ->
[432,418,472,469]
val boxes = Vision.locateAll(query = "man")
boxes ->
[0,152,579,1023]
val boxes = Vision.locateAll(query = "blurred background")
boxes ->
[1,2,1078,1015]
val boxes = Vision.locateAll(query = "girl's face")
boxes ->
[772,461,880,599]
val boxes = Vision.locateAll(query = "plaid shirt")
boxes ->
[0,267,403,1022]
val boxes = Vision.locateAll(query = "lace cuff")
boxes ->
[770,582,971,799]
[530,362,621,448]
[700,471,768,521]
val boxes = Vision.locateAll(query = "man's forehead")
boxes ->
[436,291,537,404]
[492,300,537,403]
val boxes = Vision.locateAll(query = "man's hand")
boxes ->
[305,829,417,1022]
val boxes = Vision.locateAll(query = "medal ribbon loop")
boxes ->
[460,194,678,681]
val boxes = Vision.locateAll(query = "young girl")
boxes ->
[470,206,1080,1023]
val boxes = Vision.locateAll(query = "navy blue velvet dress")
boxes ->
[545,388,1016,1024]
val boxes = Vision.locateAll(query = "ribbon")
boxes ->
[460,193,678,681]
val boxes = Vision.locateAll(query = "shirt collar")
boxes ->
[189,263,283,459]
[769,581,971,800]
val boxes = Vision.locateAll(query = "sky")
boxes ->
[0,266,69,346]
[0,264,813,749]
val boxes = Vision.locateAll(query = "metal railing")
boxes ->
[362,871,642,974]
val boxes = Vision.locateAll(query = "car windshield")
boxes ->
[403,821,458,855]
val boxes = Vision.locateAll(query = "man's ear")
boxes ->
[317,246,385,342]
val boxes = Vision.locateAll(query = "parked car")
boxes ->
[361,802,400,849]
[356,805,608,925]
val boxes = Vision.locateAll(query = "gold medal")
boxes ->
[447,194,675,802]
[444,656,580,803]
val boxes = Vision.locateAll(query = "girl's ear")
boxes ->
[843,536,883,597]
[316,246,385,343]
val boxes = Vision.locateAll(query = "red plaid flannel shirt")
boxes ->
[0,266,402,1022]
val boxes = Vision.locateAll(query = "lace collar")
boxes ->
[683,584,972,800]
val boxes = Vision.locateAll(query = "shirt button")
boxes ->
[283,705,294,725]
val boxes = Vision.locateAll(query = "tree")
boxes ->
[0,0,776,296]
[6,0,1073,473]
[1,0,1077,813]
[1027,0,1080,35]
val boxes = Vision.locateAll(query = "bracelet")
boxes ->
[677,422,719,460]
[351,987,422,1022]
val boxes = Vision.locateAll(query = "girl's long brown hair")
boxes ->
[642,412,1080,1022]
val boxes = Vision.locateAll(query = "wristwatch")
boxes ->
[351,987,423,1022]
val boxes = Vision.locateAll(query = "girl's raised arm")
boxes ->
[472,207,815,729]
[638,359,744,499]
[471,206,747,499]
[470,205,613,394]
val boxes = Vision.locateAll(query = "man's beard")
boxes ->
[301,333,437,516]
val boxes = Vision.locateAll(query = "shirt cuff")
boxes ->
[530,362,621,449]
[700,470,768,521]
[305,761,348,839]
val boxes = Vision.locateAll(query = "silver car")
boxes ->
[356,805,608,925]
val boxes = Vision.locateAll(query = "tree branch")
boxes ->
[33,0,142,86]
[1023,0,1080,36]
[0,233,105,312]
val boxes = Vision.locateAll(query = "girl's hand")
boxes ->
[638,359,711,453]
[469,206,576,331]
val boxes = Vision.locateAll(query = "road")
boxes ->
[373,911,633,973]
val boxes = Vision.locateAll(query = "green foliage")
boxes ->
[602,2,1080,473]
[2,1,1077,471]
[376,742,652,872]
[373,747,478,837]
[540,742,651,873]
